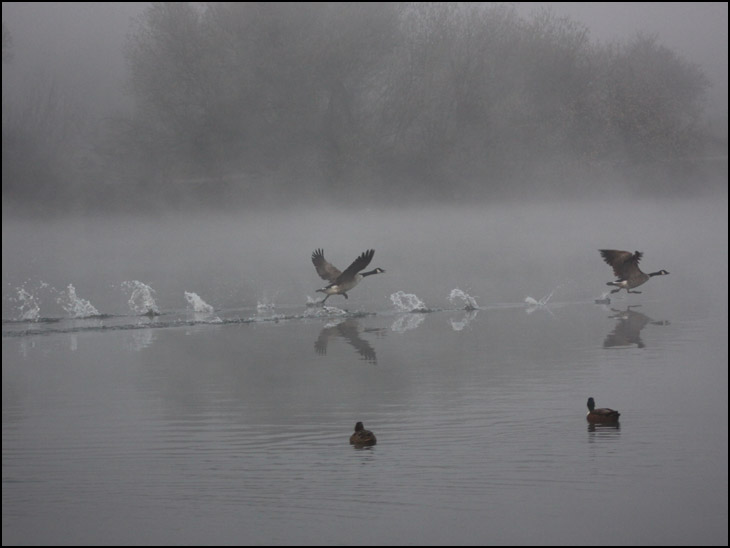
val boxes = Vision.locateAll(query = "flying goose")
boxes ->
[311,249,385,304]
[599,249,668,294]
[586,397,620,424]
[349,421,377,446]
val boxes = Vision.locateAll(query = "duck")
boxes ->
[312,249,385,304]
[599,249,669,294]
[350,421,377,446]
[586,397,620,424]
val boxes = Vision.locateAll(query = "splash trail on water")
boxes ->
[449,288,479,310]
[57,284,100,318]
[11,287,41,321]
[121,281,160,316]
[184,292,215,314]
[390,291,430,313]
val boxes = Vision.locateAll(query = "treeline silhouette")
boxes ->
[1,3,720,214]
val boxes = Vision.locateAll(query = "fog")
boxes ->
[1,2,727,215]
[520,3,728,118]
[1,1,728,316]
[4,3,726,122]
[3,7,728,543]
[2,198,727,545]
[3,199,726,323]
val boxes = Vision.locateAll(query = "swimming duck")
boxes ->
[586,397,620,424]
[349,421,377,446]
[599,249,668,294]
[312,249,385,304]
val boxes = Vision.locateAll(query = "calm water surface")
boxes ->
[2,201,728,545]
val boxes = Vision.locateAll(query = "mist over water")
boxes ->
[2,3,727,217]
[3,197,726,321]
[1,3,727,544]
[2,197,728,545]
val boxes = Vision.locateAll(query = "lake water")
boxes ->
[2,199,728,545]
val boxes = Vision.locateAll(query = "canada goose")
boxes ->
[599,249,669,294]
[350,421,377,446]
[312,249,385,304]
[586,397,620,424]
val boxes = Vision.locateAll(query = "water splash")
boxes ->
[304,303,347,318]
[305,295,324,307]
[257,291,280,312]
[390,291,428,313]
[12,287,41,321]
[184,291,215,314]
[304,296,349,317]
[449,288,479,310]
[7,280,59,321]
[121,281,160,316]
[257,301,275,312]
[525,288,558,316]
[524,288,555,307]
[56,284,99,318]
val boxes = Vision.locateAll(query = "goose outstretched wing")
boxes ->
[337,249,374,283]
[599,249,643,279]
[312,249,341,282]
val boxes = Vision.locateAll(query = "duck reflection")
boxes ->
[587,422,621,434]
[315,318,384,364]
[604,305,669,349]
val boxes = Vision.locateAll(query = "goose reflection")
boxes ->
[604,306,669,349]
[314,318,383,364]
